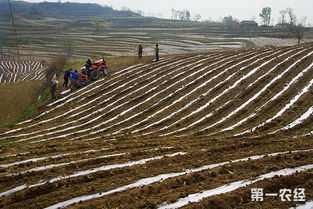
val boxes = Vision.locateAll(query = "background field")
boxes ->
[1,16,312,61]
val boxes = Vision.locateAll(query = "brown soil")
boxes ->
[0,45,313,209]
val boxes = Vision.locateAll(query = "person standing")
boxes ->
[62,68,71,88]
[86,58,92,68]
[138,44,143,59]
[50,74,58,100]
[70,70,78,88]
[155,44,159,61]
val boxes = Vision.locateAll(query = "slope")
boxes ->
[0,45,313,209]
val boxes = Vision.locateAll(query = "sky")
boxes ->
[25,0,313,25]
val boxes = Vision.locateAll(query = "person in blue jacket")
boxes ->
[70,70,78,88]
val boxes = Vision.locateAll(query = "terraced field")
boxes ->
[1,32,244,60]
[1,17,244,60]
[0,60,47,84]
[3,16,313,61]
[0,44,313,209]
[250,37,312,47]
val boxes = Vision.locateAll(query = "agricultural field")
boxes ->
[0,43,313,208]
[0,60,47,84]
[250,37,312,47]
[0,17,234,60]
[4,16,313,61]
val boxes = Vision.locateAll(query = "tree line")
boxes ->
[221,7,308,44]
[171,9,202,22]
[260,7,308,44]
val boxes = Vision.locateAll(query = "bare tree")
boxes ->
[279,10,287,38]
[177,11,184,21]
[193,14,202,22]
[222,15,233,24]
[280,10,287,25]
[286,7,296,25]
[135,10,144,16]
[171,9,191,21]
[291,17,307,44]
[121,6,130,11]
[185,10,190,21]
[284,8,307,44]
[171,9,175,19]
[259,7,271,26]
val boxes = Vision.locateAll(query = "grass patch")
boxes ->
[0,139,31,147]
[13,88,50,123]
[0,57,66,131]
[65,55,155,73]
[0,80,43,127]
[300,41,313,46]
[0,87,50,129]
[64,60,85,70]
[241,39,257,48]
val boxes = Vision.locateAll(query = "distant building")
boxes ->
[259,25,270,28]
[275,23,291,29]
[223,20,240,30]
[228,20,240,27]
[240,20,258,29]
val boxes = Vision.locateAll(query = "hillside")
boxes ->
[1,1,312,60]
[0,0,139,19]
[0,44,312,208]
[0,15,245,60]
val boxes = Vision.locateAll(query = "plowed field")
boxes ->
[0,60,47,84]
[0,44,313,209]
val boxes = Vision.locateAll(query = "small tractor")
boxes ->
[88,58,109,81]
[76,58,108,88]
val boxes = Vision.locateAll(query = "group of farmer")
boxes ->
[61,68,80,88]
[50,44,161,101]
[138,44,160,61]
[64,59,93,87]
[50,69,79,100]
[50,58,93,100]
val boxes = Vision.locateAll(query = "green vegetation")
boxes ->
[300,41,313,46]
[241,39,258,48]
[0,56,66,130]
[94,18,101,32]
[0,88,50,129]
[64,60,85,70]
[0,139,32,146]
